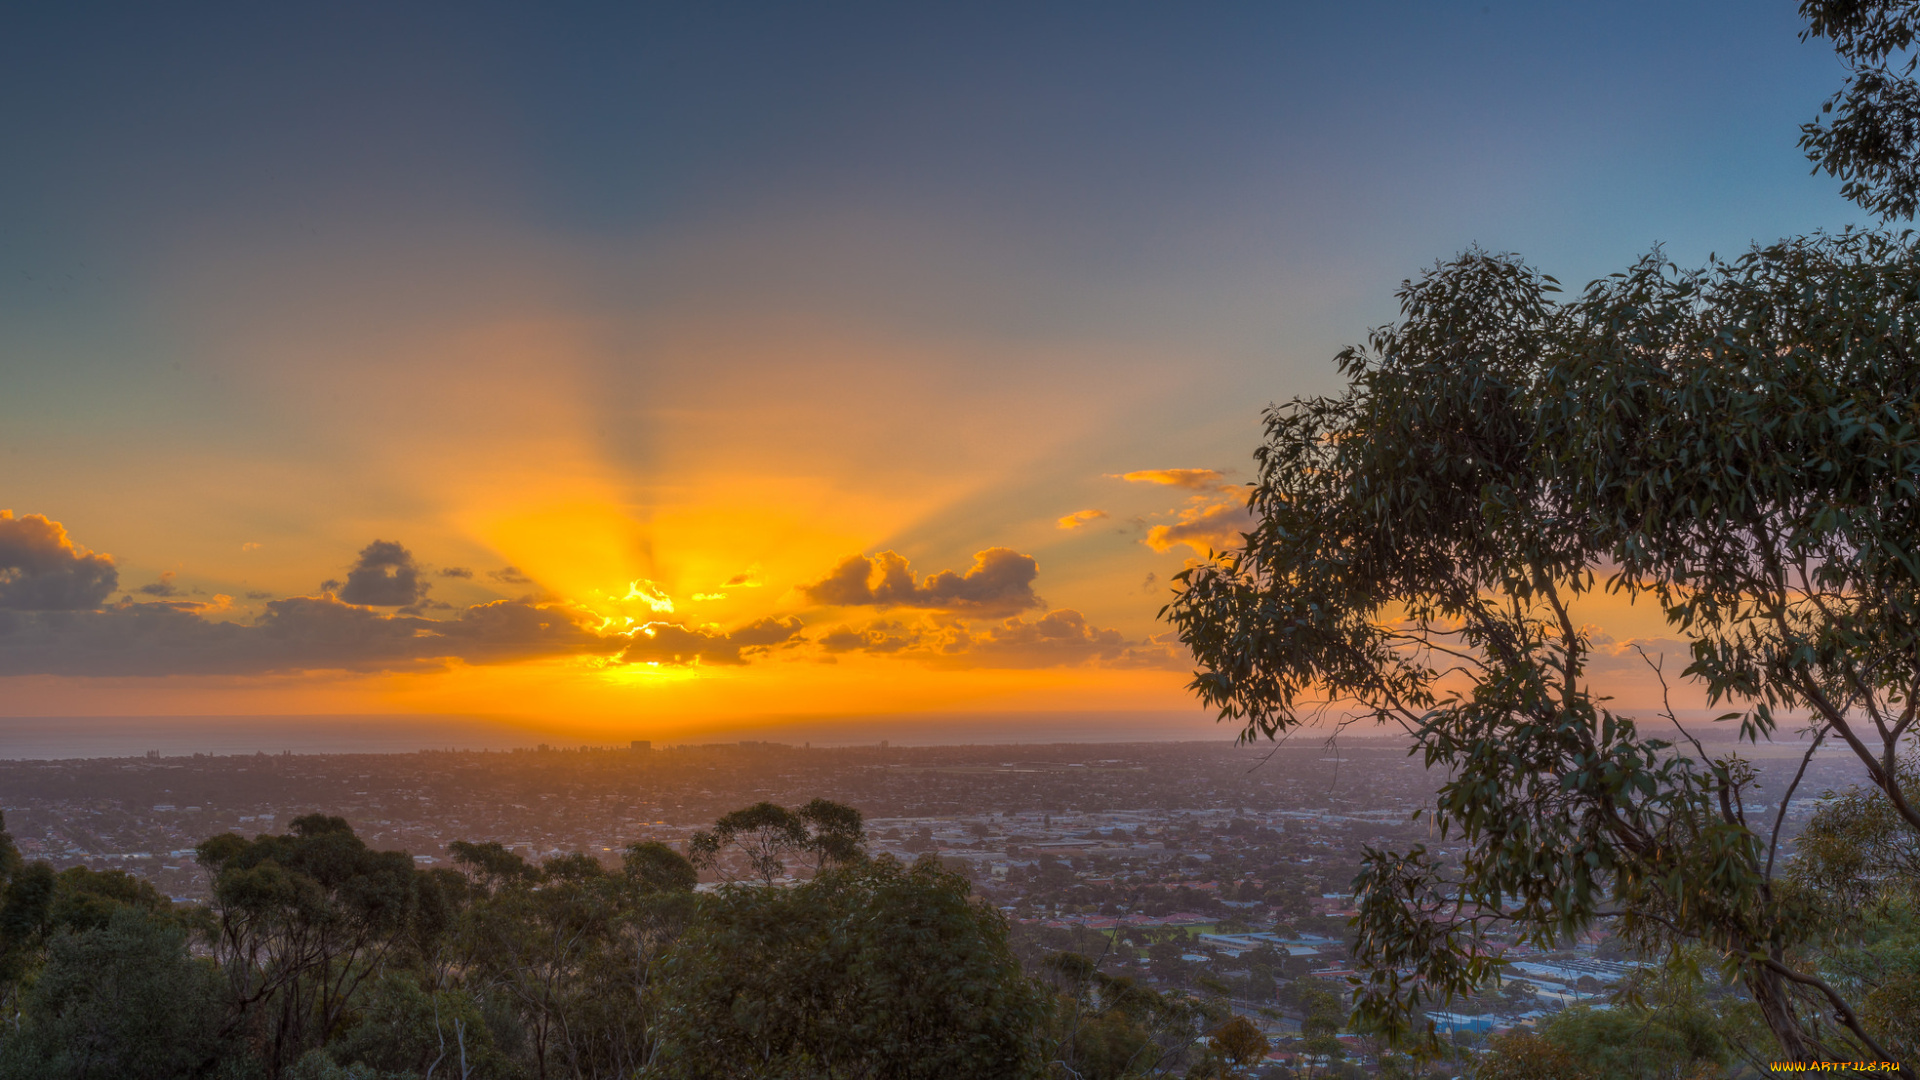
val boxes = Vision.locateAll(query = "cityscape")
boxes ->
[0,733,1857,1072]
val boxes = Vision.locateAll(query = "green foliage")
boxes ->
[1787,756,1920,1064]
[197,816,424,1073]
[1533,1006,1716,1080]
[283,1050,381,1080]
[1800,1,1920,219]
[0,798,1049,1079]
[49,867,170,933]
[1474,1030,1594,1080]
[457,851,618,1076]
[1165,235,1920,1065]
[448,841,534,893]
[1791,750,1920,910]
[323,972,515,1080]
[0,862,54,987]
[1042,950,1220,1079]
[685,798,865,885]
[1209,1015,1269,1068]
[621,841,696,894]
[648,855,1046,1080]
[0,907,234,1080]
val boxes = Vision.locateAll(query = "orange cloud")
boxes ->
[1144,500,1254,555]
[1057,509,1109,529]
[1116,468,1230,490]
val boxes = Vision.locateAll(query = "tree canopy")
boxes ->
[0,800,1117,1080]
[1166,233,1920,1065]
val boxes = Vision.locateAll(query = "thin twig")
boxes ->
[1765,726,1827,883]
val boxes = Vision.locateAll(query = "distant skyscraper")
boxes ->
[630,740,652,751]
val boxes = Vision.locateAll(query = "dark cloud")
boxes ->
[438,566,475,579]
[0,511,118,611]
[816,610,1183,670]
[489,566,531,585]
[137,571,180,597]
[244,590,273,600]
[818,618,923,655]
[799,548,1041,615]
[0,594,809,677]
[0,595,607,677]
[335,540,430,609]
[622,615,806,667]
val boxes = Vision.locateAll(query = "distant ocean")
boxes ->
[0,708,1821,761]
[0,711,1286,760]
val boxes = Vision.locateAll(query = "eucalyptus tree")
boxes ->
[0,908,233,1080]
[196,814,420,1072]
[1165,233,1920,1065]
[686,798,866,885]
[646,855,1046,1080]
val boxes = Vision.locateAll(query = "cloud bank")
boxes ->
[817,609,1182,669]
[0,518,1169,678]
[800,548,1041,615]
[0,594,808,677]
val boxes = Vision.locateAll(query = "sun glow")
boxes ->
[621,580,675,613]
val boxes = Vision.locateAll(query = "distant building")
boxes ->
[630,740,652,751]
[1425,1011,1498,1034]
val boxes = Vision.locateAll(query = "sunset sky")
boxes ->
[0,4,1873,744]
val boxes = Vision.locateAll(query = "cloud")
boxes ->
[0,511,119,611]
[1116,468,1230,490]
[1144,500,1255,555]
[244,590,273,600]
[137,571,180,597]
[438,566,475,579]
[799,548,1041,615]
[240,542,261,552]
[334,539,430,609]
[1056,509,1109,529]
[0,594,811,676]
[818,618,925,655]
[0,521,807,677]
[815,609,1184,669]
[0,594,616,677]
[621,615,809,667]
[489,566,532,585]
[722,567,764,587]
